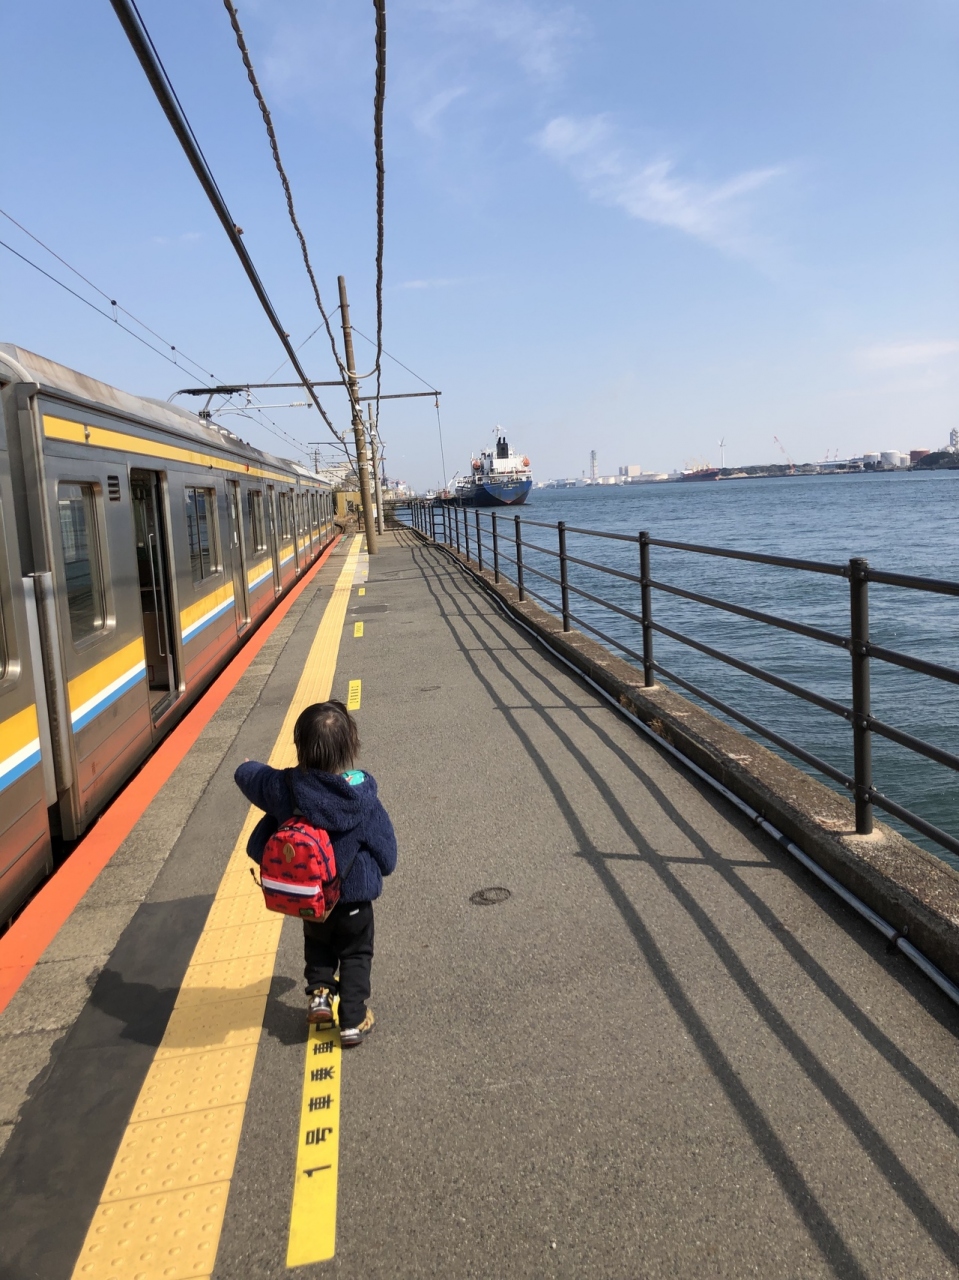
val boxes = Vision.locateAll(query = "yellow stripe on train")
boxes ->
[180,582,235,643]
[43,415,319,488]
[0,703,42,792]
[68,639,146,733]
[248,561,273,591]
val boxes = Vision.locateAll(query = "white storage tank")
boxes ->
[862,452,881,466]
[881,450,901,469]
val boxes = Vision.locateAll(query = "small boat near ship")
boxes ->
[450,431,533,506]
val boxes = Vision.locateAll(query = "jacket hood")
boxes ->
[289,769,378,836]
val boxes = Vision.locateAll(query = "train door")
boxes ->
[266,485,281,595]
[226,480,250,629]
[130,469,179,719]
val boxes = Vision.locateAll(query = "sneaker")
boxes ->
[307,987,334,1026]
[339,1008,375,1047]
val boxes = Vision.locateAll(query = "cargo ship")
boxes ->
[451,432,533,506]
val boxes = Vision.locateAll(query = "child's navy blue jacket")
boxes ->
[234,762,397,903]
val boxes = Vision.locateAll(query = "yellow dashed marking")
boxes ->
[287,1021,342,1265]
[347,680,362,711]
[71,536,363,1280]
[354,621,364,638]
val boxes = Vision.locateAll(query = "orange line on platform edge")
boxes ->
[0,536,343,1016]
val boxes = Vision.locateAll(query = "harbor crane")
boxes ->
[773,435,796,474]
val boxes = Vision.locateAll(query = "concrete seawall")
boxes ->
[408,527,959,989]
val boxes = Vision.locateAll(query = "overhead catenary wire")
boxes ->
[352,324,438,392]
[261,311,339,384]
[0,236,211,378]
[351,323,446,482]
[108,0,346,459]
[0,207,221,386]
[0,216,315,460]
[220,0,354,411]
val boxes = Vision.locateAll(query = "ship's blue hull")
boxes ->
[453,477,532,507]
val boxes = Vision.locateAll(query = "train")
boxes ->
[0,344,337,925]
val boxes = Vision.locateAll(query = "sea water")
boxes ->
[497,472,959,869]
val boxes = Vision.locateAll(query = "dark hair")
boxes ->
[294,701,360,774]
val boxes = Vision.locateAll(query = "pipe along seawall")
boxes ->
[405,525,959,1005]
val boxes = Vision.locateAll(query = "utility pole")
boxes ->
[367,405,385,536]
[337,275,378,553]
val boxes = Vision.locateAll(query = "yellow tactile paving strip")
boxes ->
[286,1019,343,1265]
[71,536,363,1280]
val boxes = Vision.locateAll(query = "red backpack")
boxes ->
[257,816,341,920]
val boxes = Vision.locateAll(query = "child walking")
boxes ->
[235,700,397,1046]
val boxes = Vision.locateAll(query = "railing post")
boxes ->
[475,510,483,571]
[639,530,655,687]
[454,506,461,554]
[849,556,873,835]
[444,504,450,546]
[430,503,437,542]
[558,521,570,631]
[492,512,500,583]
[464,507,471,562]
[514,515,525,602]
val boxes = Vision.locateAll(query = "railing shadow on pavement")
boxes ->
[396,528,959,1279]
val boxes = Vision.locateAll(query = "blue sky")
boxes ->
[2,0,957,486]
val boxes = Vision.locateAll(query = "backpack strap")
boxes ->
[283,768,361,884]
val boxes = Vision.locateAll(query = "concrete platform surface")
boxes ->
[1,529,958,1280]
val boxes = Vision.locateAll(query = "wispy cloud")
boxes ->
[537,115,785,261]
[856,340,959,370]
[411,86,468,137]
[395,277,466,290]
[415,0,581,82]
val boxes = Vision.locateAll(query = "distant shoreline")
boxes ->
[538,465,959,490]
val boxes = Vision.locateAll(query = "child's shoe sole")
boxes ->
[307,989,335,1025]
[339,1009,375,1047]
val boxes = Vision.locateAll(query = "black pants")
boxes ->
[303,899,374,1028]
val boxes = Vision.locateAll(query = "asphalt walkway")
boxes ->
[1,529,958,1279]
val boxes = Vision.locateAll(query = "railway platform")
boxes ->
[1,529,959,1279]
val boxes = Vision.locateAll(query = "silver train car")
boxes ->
[0,345,336,923]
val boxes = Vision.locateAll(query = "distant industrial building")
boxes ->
[910,450,931,465]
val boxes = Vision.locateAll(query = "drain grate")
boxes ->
[469,887,511,906]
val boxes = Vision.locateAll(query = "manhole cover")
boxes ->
[469,887,511,906]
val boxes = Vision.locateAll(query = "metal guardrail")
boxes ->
[395,499,959,863]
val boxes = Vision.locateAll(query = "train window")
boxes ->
[185,487,220,582]
[310,492,319,530]
[248,490,267,552]
[278,492,293,541]
[57,483,106,640]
